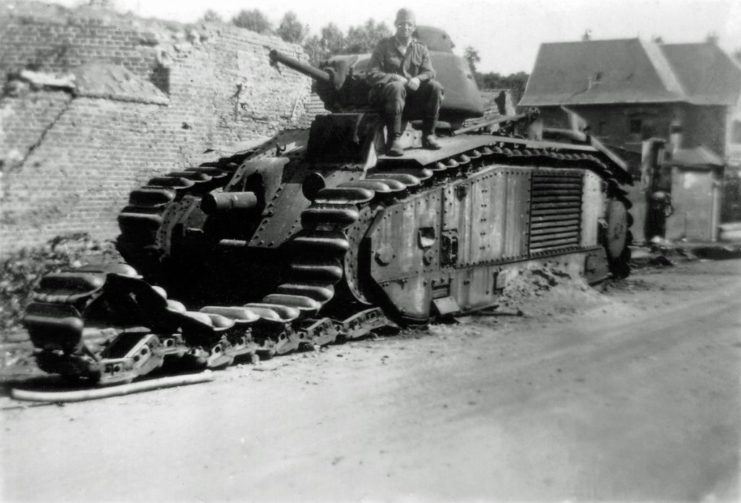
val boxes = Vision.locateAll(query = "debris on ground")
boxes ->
[1,343,40,380]
[631,237,741,269]
[453,264,621,322]
[631,240,691,269]
[648,255,674,267]
[0,233,121,334]
[498,266,592,313]
[691,244,741,260]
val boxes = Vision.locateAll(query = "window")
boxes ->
[597,121,607,136]
[628,116,656,139]
[629,118,643,135]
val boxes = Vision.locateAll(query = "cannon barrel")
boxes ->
[269,50,331,84]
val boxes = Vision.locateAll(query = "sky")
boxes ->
[46,0,741,74]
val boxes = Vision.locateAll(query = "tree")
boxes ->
[460,45,529,101]
[478,71,530,103]
[304,23,345,65]
[303,36,323,65]
[231,9,272,34]
[344,19,391,53]
[320,23,345,53]
[303,19,392,65]
[200,9,223,23]
[277,11,309,44]
[86,0,116,8]
[734,48,741,63]
[464,46,481,74]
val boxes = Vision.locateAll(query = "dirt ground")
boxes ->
[1,258,740,502]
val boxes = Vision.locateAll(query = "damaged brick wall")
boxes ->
[0,1,312,256]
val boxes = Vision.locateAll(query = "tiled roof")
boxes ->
[520,38,741,107]
[662,43,741,105]
[669,146,725,167]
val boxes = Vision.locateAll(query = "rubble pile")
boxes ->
[491,265,617,319]
[500,266,580,305]
[631,239,741,270]
[0,233,121,332]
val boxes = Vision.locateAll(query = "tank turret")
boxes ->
[270,26,484,127]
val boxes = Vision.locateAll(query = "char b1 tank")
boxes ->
[23,26,633,386]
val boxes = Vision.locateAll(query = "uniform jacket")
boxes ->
[367,36,436,86]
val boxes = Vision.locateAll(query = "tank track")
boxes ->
[116,161,236,277]
[23,139,633,387]
[115,137,290,278]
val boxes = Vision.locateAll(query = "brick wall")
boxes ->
[0,1,313,257]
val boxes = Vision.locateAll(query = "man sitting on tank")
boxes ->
[367,8,444,156]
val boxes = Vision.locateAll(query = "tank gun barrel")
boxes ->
[269,50,331,84]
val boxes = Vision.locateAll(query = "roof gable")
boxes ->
[520,38,685,106]
[670,146,724,167]
[661,43,741,105]
[520,38,741,107]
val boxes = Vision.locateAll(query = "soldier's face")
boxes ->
[396,20,415,39]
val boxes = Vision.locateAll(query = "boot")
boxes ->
[422,118,441,150]
[387,135,404,157]
[422,134,441,150]
[385,114,404,157]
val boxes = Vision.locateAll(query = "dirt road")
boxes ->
[2,259,740,501]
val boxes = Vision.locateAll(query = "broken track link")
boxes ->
[23,179,396,385]
[23,266,396,386]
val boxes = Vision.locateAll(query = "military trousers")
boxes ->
[372,79,444,123]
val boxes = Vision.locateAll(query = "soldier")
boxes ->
[367,8,444,156]
[647,189,674,240]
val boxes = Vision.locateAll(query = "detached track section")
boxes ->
[22,138,632,392]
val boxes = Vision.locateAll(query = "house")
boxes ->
[520,38,741,242]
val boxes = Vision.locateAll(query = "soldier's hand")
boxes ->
[406,77,420,91]
[393,74,408,84]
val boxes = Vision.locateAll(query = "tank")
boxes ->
[22,27,633,386]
